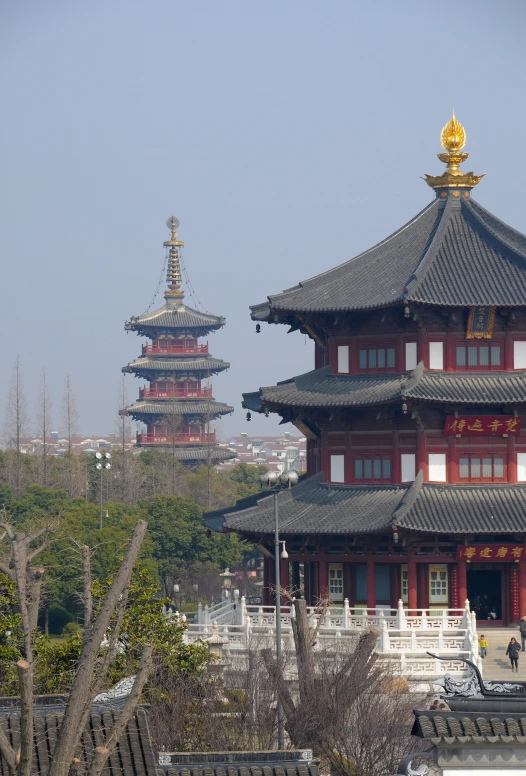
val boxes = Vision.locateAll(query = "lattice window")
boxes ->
[329,564,344,601]
[429,565,448,604]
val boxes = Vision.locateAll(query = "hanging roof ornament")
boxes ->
[423,112,485,191]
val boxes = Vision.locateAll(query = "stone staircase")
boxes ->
[480,628,526,680]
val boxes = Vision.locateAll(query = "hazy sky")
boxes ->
[1,1,526,440]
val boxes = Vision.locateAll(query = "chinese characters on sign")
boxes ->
[466,306,496,339]
[444,415,522,436]
[457,545,526,562]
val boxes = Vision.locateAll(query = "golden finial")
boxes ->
[440,111,466,152]
[423,112,484,191]
[163,216,185,302]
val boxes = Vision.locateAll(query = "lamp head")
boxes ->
[280,470,299,487]
[95,452,102,460]
[267,471,279,486]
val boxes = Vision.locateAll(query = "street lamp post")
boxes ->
[259,469,299,749]
[94,452,111,529]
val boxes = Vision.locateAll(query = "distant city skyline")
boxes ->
[1,1,525,439]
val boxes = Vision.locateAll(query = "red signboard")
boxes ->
[445,415,522,436]
[457,545,526,562]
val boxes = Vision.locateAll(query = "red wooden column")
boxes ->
[511,564,520,623]
[450,564,459,609]
[319,557,328,599]
[505,331,514,370]
[392,429,401,483]
[416,428,427,481]
[448,436,458,484]
[367,559,376,610]
[458,559,467,607]
[519,561,526,618]
[508,435,518,484]
[407,556,417,611]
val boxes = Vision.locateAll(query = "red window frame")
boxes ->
[454,342,502,371]
[353,455,392,483]
[458,453,507,482]
[357,346,397,373]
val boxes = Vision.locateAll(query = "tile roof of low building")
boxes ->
[122,356,229,375]
[139,446,234,461]
[250,195,526,319]
[0,707,156,776]
[412,708,526,740]
[204,470,526,536]
[158,749,319,776]
[243,363,526,411]
[125,303,225,333]
[122,400,234,417]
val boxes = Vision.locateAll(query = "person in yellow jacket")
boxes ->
[479,634,488,659]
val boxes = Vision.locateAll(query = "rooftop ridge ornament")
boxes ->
[163,216,185,303]
[423,112,485,191]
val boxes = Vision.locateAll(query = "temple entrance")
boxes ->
[467,568,502,622]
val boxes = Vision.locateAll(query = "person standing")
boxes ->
[478,634,488,659]
[519,616,526,651]
[506,637,521,672]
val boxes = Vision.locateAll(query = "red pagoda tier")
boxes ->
[122,217,234,463]
[205,114,526,624]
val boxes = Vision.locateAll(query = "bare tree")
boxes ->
[0,518,151,776]
[61,375,80,496]
[3,356,28,495]
[263,598,423,776]
[35,369,53,487]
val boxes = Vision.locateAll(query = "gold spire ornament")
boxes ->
[423,112,484,191]
[440,112,466,151]
[164,216,185,302]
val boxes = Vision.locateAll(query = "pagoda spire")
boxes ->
[163,216,185,305]
[423,112,485,191]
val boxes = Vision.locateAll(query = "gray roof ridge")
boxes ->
[462,197,526,271]
[421,481,526,492]
[401,361,425,394]
[466,198,526,260]
[404,196,453,299]
[252,199,439,312]
[134,302,224,323]
[392,469,424,526]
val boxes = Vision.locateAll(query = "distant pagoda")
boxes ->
[121,217,234,463]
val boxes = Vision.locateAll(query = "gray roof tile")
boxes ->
[122,400,234,417]
[123,357,229,375]
[250,195,526,318]
[0,708,156,776]
[125,303,225,333]
[138,446,234,461]
[204,470,526,536]
[243,363,526,410]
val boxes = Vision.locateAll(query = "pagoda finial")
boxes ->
[423,112,485,192]
[163,216,185,304]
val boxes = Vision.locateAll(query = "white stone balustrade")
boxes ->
[179,597,478,679]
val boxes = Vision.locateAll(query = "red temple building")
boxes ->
[205,115,526,625]
[122,217,234,464]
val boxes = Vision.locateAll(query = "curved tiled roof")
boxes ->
[413,709,526,740]
[123,400,234,417]
[251,194,526,319]
[204,470,526,536]
[123,356,229,375]
[125,303,225,333]
[138,446,234,461]
[243,363,526,411]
